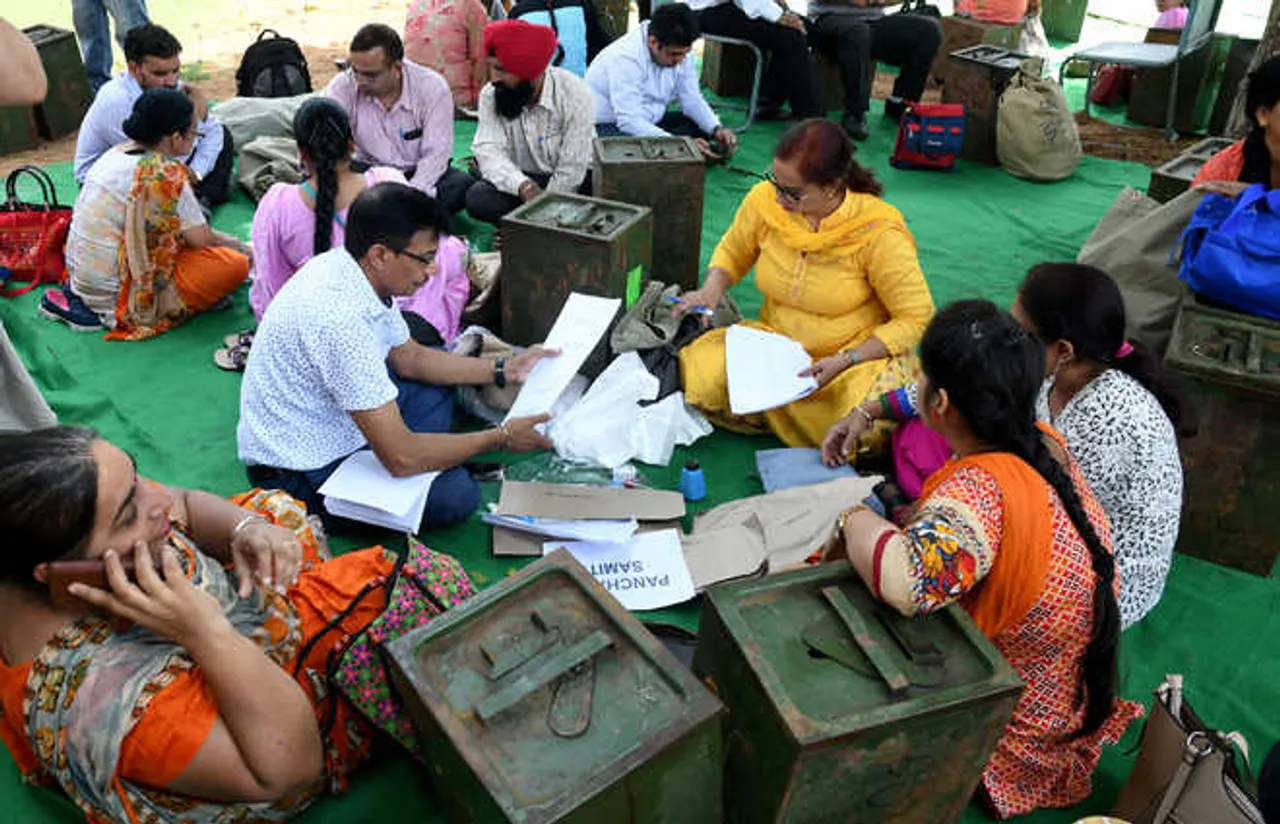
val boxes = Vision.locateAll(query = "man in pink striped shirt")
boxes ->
[325,24,475,213]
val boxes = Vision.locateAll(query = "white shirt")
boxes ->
[586,22,720,137]
[66,146,205,324]
[74,72,224,183]
[472,66,597,196]
[681,0,783,24]
[237,248,410,471]
[1038,369,1184,628]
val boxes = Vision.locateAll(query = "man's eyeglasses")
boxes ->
[352,67,390,83]
[765,172,806,203]
[397,248,437,267]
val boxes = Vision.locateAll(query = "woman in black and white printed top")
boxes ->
[1012,263,1192,628]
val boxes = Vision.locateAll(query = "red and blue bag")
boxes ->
[890,102,965,171]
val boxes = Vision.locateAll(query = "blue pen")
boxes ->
[665,295,714,317]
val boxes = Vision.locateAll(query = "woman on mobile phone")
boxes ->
[0,426,468,824]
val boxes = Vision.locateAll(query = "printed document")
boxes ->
[544,529,695,611]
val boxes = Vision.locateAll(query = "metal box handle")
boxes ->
[474,630,613,723]
[821,586,910,696]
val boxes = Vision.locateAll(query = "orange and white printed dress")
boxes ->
[870,441,1144,818]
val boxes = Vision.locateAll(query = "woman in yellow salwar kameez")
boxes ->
[677,119,935,454]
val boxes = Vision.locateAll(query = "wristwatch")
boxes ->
[493,357,507,389]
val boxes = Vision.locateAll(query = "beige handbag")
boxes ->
[1113,675,1264,824]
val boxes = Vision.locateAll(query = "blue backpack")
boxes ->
[1178,185,1280,320]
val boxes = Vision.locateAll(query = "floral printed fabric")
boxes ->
[108,152,194,340]
[325,534,476,762]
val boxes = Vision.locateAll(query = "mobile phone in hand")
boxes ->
[46,553,162,611]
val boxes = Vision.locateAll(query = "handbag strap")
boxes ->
[5,165,60,208]
[1151,732,1215,823]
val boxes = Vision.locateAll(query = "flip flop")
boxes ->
[223,328,255,349]
[213,342,251,372]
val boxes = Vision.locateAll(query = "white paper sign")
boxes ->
[543,529,695,611]
[505,292,621,422]
[725,325,818,415]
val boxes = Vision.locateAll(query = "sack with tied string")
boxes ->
[997,58,1081,182]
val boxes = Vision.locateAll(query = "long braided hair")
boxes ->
[292,97,355,257]
[920,300,1121,738]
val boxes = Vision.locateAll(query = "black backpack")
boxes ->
[235,30,312,98]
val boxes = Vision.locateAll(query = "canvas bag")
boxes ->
[997,59,1081,181]
[0,167,72,297]
[1077,186,1202,356]
[1113,674,1264,824]
[236,136,303,201]
[1178,184,1280,321]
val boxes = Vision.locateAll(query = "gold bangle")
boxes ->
[231,513,266,542]
[837,504,869,533]
[496,422,512,448]
[853,406,874,427]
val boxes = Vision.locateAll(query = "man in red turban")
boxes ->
[465,19,597,225]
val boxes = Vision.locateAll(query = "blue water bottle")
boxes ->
[679,460,707,502]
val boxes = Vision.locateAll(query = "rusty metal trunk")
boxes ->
[1166,296,1280,576]
[385,550,724,824]
[694,562,1023,824]
[592,137,706,293]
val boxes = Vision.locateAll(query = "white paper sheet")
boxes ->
[318,450,438,533]
[504,293,621,422]
[725,325,818,415]
[481,512,639,543]
[543,529,695,611]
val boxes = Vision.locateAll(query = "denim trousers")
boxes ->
[72,0,150,94]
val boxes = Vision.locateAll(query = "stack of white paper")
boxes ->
[480,513,638,543]
[725,325,818,415]
[318,451,439,533]
[505,292,622,422]
[544,529,696,611]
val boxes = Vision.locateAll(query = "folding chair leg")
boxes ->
[1083,61,1096,119]
[737,41,765,134]
[1164,57,1180,142]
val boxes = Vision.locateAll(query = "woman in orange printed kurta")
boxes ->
[677,119,935,455]
[0,427,470,824]
[826,301,1142,818]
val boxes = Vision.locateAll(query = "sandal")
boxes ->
[213,342,251,372]
[223,328,255,349]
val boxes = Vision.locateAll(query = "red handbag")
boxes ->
[0,166,72,297]
[1090,65,1135,107]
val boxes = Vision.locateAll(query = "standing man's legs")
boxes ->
[807,14,872,138]
[75,0,149,95]
[869,13,942,118]
[73,0,113,94]
[695,4,823,119]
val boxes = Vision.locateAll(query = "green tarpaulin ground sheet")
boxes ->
[2,105,1276,824]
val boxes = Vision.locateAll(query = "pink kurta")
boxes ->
[249,168,471,344]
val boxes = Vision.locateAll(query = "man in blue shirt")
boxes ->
[74,24,234,210]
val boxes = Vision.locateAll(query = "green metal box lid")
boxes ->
[503,192,651,242]
[593,136,703,165]
[383,550,723,822]
[1166,294,1280,397]
[704,562,1021,746]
